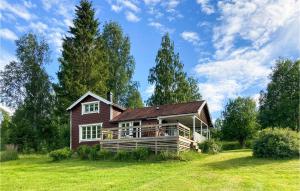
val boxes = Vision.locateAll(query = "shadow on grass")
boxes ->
[205,155,294,170]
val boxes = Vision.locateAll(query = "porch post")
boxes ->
[206,125,208,139]
[192,116,196,140]
[200,121,203,136]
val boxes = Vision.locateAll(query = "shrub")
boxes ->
[97,149,113,160]
[0,145,18,162]
[132,148,151,161]
[198,139,221,154]
[88,146,98,160]
[253,128,299,159]
[77,145,91,160]
[49,147,72,161]
[114,150,132,161]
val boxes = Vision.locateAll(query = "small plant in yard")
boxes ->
[77,145,92,160]
[0,145,18,162]
[156,151,182,161]
[49,147,72,161]
[253,128,299,159]
[198,139,221,154]
[97,149,114,160]
[114,150,132,161]
[132,147,151,161]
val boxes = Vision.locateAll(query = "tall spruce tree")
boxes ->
[102,22,135,105]
[54,0,108,123]
[147,33,201,106]
[259,59,299,131]
[0,33,56,151]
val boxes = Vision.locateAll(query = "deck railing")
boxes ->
[101,123,191,141]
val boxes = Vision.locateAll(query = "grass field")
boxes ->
[1,149,299,191]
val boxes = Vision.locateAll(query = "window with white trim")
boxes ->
[80,123,102,141]
[82,101,99,114]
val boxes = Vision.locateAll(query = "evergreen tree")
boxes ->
[54,0,108,124]
[102,22,135,105]
[0,33,56,151]
[222,97,258,147]
[147,33,201,106]
[259,59,299,131]
[125,82,144,109]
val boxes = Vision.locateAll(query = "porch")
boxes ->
[99,121,210,153]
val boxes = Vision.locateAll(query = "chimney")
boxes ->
[107,92,113,102]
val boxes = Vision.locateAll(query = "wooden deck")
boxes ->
[99,123,193,153]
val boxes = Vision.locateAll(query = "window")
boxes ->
[118,121,141,138]
[82,101,99,114]
[80,123,102,141]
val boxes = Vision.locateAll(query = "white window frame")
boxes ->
[118,121,141,139]
[81,101,100,115]
[79,123,103,142]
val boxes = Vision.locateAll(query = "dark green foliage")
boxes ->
[147,33,201,106]
[102,22,135,106]
[0,33,57,152]
[221,141,253,150]
[253,128,299,159]
[131,148,151,161]
[54,0,109,130]
[114,150,132,161]
[210,128,222,140]
[222,97,258,147]
[198,140,221,154]
[0,109,11,150]
[125,82,144,109]
[259,59,299,131]
[77,145,92,160]
[97,149,114,160]
[49,147,72,161]
[0,145,18,162]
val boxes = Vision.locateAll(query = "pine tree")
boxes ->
[147,33,201,106]
[102,22,135,105]
[54,0,108,124]
[0,33,56,151]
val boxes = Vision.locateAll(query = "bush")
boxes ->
[77,145,91,160]
[221,140,253,150]
[253,128,299,159]
[114,150,132,161]
[0,145,19,162]
[132,148,151,161]
[198,139,221,154]
[97,149,113,160]
[49,147,72,161]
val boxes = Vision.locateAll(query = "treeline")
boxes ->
[0,0,200,152]
[213,59,299,146]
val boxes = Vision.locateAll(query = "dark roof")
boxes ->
[111,100,205,122]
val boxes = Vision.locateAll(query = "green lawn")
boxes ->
[1,150,299,191]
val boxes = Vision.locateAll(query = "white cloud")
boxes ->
[122,0,140,13]
[144,0,161,5]
[145,85,155,96]
[125,11,141,22]
[111,4,122,12]
[29,22,48,34]
[149,21,175,34]
[196,0,215,15]
[23,0,36,8]
[0,48,15,71]
[194,0,300,117]
[0,28,18,41]
[0,0,34,21]
[181,31,200,46]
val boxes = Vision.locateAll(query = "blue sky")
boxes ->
[0,0,299,120]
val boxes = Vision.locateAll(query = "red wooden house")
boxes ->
[67,91,213,152]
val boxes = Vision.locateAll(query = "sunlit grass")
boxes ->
[1,150,299,191]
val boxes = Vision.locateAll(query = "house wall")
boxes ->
[70,95,120,149]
